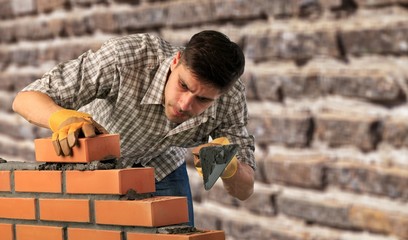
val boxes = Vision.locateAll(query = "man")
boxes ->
[12,30,255,226]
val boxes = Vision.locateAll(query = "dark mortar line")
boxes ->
[62,170,66,195]
[370,120,383,151]
[0,218,166,235]
[0,192,123,200]
[12,223,16,240]
[122,225,159,234]
[321,164,329,190]
[306,117,315,148]
[63,226,68,240]
[10,169,15,194]
[121,230,127,240]
[35,198,40,222]
[335,31,349,64]
[89,198,95,224]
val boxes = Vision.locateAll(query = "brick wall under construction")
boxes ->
[0,134,225,239]
[0,0,408,239]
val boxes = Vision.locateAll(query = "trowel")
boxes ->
[198,144,239,190]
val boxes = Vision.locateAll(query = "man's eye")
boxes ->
[179,81,187,89]
[197,97,211,103]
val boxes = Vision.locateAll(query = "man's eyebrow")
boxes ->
[179,75,216,101]
[178,76,190,91]
[197,95,215,101]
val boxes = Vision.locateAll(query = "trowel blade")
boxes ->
[199,144,239,190]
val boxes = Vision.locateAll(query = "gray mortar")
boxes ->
[119,189,153,200]
[157,225,199,234]
[0,156,154,171]
[0,158,118,171]
[0,161,43,170]
[199,144,239,190]
[38,158,117,171]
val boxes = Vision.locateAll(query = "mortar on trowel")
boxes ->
[194,144,239,190]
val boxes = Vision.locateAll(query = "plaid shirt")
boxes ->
[23,33,255,181]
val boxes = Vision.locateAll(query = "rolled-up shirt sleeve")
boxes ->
[22,39,119,110]
[210,80,256,170]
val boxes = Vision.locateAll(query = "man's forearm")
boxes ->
[222,161,254,200]
[13,91,62,129]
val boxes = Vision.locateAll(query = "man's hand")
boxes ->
[49,109,108,156]
[191,137,238,179]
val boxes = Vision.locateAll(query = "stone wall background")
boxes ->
[1,0,408,239]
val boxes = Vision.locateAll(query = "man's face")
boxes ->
[164,52,222,124]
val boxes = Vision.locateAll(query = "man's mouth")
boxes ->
[173,107,184,117]
[173,106,194,119]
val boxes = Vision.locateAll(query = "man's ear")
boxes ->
[171,52,182,71]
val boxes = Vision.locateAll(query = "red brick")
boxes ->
[91,11,118,33]
[36,0,65,13]
[0,171,11,192]
[264,154,328,188]
[39,198,90,223]
[0,0,13,20]
[383,116,408,148]
[212,0,267,20]
[34,134,121,163]
[315,111,378,151]
[327,161,408,199]
[64,14,90,36]
[14,170,62,193]
[349,205,391,234]
[16,224,63,240]
[12,0,36,16]
[67,228,122,240]
[340,20,408,56]
[95,196,188,227]
[349,205,408,238]
[127,230,225,240]
[0,223,13,240]
[65,168,155,194]
[245,27,338,62]
[0,197,36,220]
[247,104,312,147]
[167,0,213,27]
[277,192,353,229]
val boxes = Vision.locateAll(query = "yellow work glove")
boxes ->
[49,109,108,156]
[191,137,239,179]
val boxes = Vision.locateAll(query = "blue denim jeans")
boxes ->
[153,162,194,226]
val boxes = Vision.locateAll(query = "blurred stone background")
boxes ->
[1,0,408,239]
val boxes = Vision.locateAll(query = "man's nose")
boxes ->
[179,93,193,112]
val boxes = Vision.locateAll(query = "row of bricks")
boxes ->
[0,0,327,42]
[247,101,408,151]
[0,223,224,240]
[2,58,405,105]
[243,59,406,103]
[197,178,408,239]
[0,0,402,22]
[3,17,408,68]
[0,196,188,227]
[0,168,155,194]
[193,199,406,240]
[257,152,408,200]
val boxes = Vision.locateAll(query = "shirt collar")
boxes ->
[202,100,217,120]
[141,56,173,105]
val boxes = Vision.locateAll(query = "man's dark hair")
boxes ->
[180,30,245,92]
